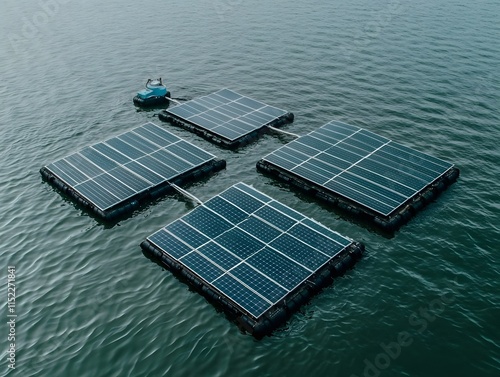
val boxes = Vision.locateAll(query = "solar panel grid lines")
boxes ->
[317,140,406,210]
[145,182,355,320]
[212,264,277,307]
[244,187,350,249]
[163,89,291,144]
[42,122,220,219]
[147,228,193,259]
[261,124,360,170]
[323,139,392,184]
[73,144,183,207]
[211,184,349,253]
[260,121,455,218]
[156,220,246,264]
[166,222,283,312]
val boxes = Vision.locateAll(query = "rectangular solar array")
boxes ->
[146,182,353,319]
[261,121,455,217]
[165,89,288,141]
[43,122,216,211]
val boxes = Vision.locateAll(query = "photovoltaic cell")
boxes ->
[93,173,135,199]
[164,220,210,248]
[150,150,193,173]
[80,147,118,171]
[65,153,104,178]
[261,120,455,217]
[215,228,265,259]
[197,242,241,271]
[92,143,131,165]
[230,263,288,303]
[253,206,296,232]
[165,89,289,142]
[42,122,216,212]
[132,127,174,148]
[183,207,233,239]
[135,155,178,180]
[279,146,311,163]
[123,161,164,185]
[246,247,310,291]
[211,126,242,140]
[267,201,305,222]
[238,216,282,243]
[46,160,87,186]
[220,187,264,214]
[118,132,158,154]
[287,223,345,258]
[297,135,332,151]
[142,122,181,144]
[181,252,225,283]
[106,137,145,160]
[269,234,329,271]
[164,144,204,166]
[264,153,296,170]
[204,196,248,224]
[301,218,352,247]
[109,166,151,192]
[145,182,354,319]
[212,274,270,318]
[148,229,192,259]
[292,165,329,185]
[74,180,120,210]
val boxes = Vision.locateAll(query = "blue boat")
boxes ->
[133,78,171,107]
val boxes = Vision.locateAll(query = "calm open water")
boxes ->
[1,0,499,376]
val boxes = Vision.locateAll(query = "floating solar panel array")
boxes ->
[158,89,294,148]
[40,122,225,221]
[258,121,459,232]
[141,182,364,337]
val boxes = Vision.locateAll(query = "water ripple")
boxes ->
[1,0,499,376]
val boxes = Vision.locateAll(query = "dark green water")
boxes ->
[1,0,499,376]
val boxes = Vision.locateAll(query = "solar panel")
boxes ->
[41,122,221,220]
[161,89,292,146]
[144,182,355,319]
[260,121,455,218]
